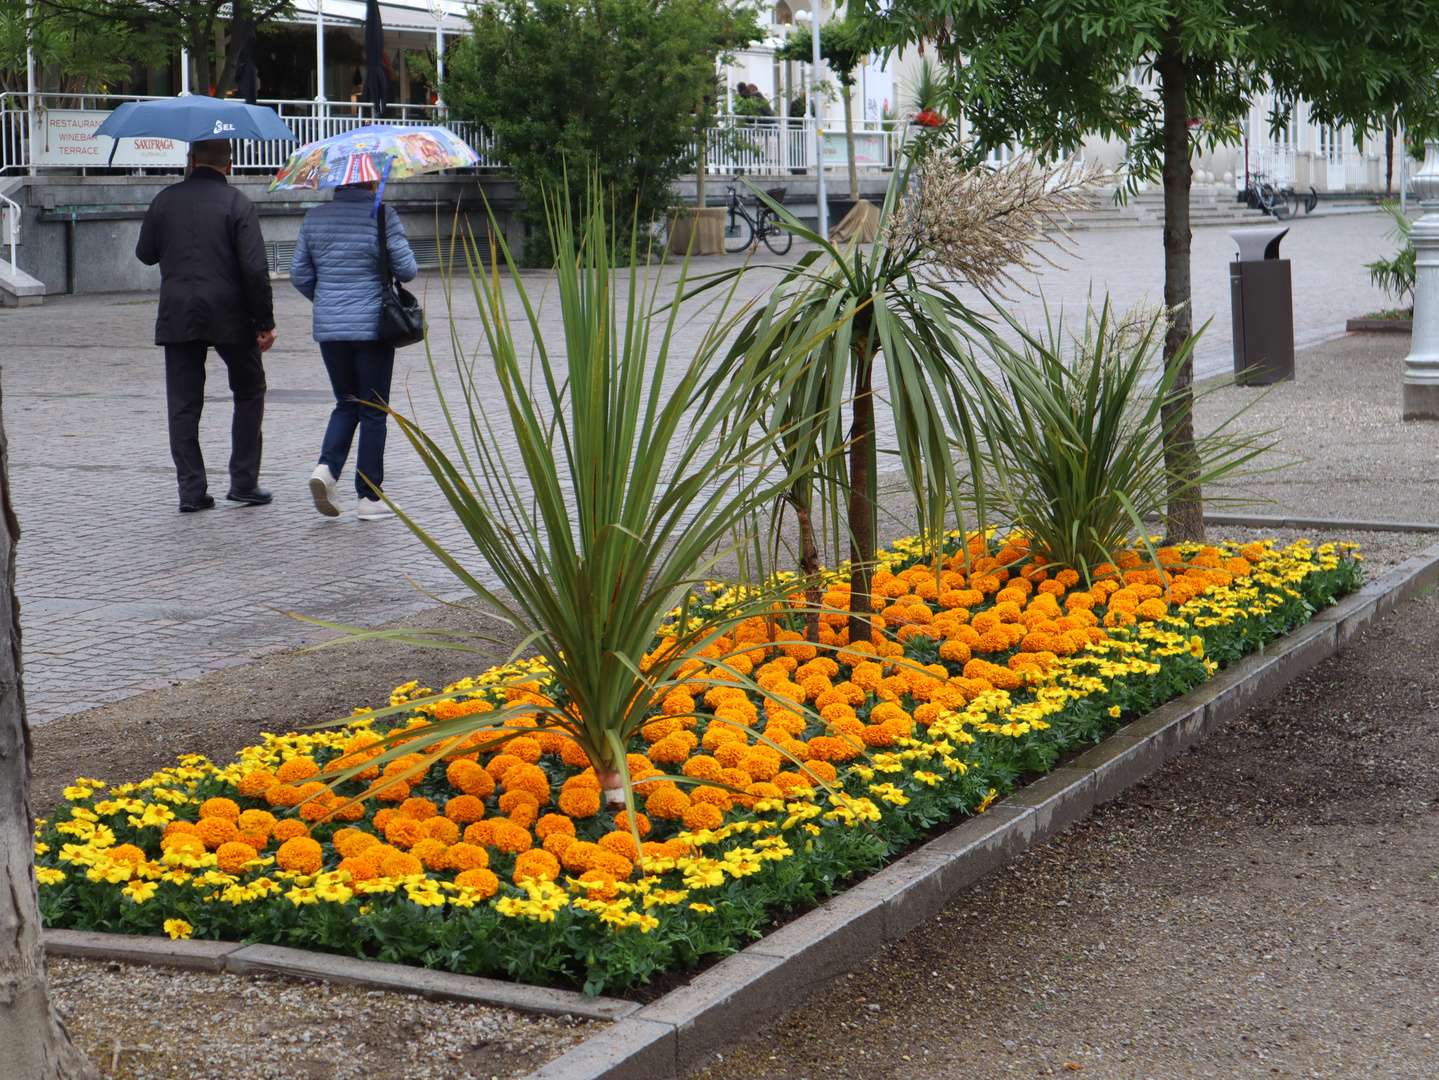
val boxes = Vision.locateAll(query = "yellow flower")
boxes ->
[285,886,319,906]
[163,919,193,940]
[688,902,715,914]
[122,880,158,904]
[35,867,65,886]
[1108,706,1122,718]
[975,788,998,813]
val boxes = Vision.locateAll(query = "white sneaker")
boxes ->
[309,464,340,518]
[358,497,394,520]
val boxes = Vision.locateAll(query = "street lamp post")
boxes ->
[180,48,191,95]
[25,0,35,176]
[315,0,328,109]
[798,5,827,240]
[429,0,447,110]
[1403,139,1439,421]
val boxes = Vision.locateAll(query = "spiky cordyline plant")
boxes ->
[698,148,1103,647]
[952,298,1278,577]
[299,176,849,829]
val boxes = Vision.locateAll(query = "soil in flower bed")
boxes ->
[47,957,600,1080]
[693,589,1439,1079]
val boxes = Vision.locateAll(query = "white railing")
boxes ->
[1,93,896,179]
[1239,143,1296,187]
[0,92,501,173]
[698,115,897,175]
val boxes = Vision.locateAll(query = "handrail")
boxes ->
[0,188,18,273]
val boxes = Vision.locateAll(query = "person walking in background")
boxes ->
[136,138,276,513]
[290,177,418,520]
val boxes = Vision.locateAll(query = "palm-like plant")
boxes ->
[953,299,1277,576]
[703,149,1099,646]
[307,179,845,820]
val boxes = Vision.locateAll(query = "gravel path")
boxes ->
[47,958,600,1080]
[690,588,1439,1080]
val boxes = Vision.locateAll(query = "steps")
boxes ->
[1070,187,1268,230]
[0,260,43,307]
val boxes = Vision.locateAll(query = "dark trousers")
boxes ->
[318,340,395,499]
[164,340,266,501]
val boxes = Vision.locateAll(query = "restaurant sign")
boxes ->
[35,110,188,167]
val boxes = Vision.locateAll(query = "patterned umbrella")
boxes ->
[268,124,479,192]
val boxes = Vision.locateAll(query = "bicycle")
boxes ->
[723,184,793,255]
[1241,175,1319,220]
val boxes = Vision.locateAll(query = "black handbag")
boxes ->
[376,203,425,348]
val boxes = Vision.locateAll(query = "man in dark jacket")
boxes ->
[136,139,276,512]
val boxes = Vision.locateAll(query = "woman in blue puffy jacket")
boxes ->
[291,181,419,520]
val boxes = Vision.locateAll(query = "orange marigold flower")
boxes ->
[271,819,309,843]
[399,797,438,821]
[424,817,460,845]
[578,869,619,901]
[337,856,378,882]
[502,764,553,805]
[485,753,524,784]
[433,697,495,722]
[238,770,278,797]
[641,717,682,743]
[561,840,600,873]
[445,795,486,824]
[410,838,450,871]
[194,817,238,850]
[379,850,423,877]
[543,831,575,859]
[590,850,635,880]
[612,811,650,838]
[737,749,781,781]
[682,755,724,782]
[383,817,427,850]
[275,757,320,785]
[276,836,323,874]
[514,849,561,884]
[802,760,838,785]
[690,786,733,811]
[557,787,601,819]
[445,842,490,871]
[371,779,411,803]
[489,822,533,855]
[236,809,277,836]
[454,868,500,897]
[502,736,542,765]
[597,831,640,862]
[335,831,379,859]
[463,820,496,848]
[682,802,724,831]
[447,759,496,799]
[535,813,577,840]
[644,788,692,820]
[198,797,240,822]
[1137,598,1170,621]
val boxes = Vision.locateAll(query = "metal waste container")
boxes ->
[1229,226,1294,385]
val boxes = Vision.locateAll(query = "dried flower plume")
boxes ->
[884,151,1110,293]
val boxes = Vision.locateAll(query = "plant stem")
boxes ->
[843,83,859,201]
[1158,32,1204,542]
[595,769,626,812]
[847,346,875,646]
[796,502,822,643]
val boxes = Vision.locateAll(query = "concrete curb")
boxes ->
[523,539,1439,1080]
[1203,512,1439,534]
[43,931,636,1022]
[1345,317,1411,333]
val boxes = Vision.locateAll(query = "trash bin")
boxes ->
[1229,226,1294,385]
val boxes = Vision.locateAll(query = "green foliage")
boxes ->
[440,0,760,263]
[1366,202,1415,305]
[951,301,1277,575]
[0,0,156,93]
[899,56,950,117]
[857,0,1439,177]
[774,20,871,87]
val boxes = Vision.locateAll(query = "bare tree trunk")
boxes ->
[843,83,858,201]
[0,378,99,1080]
[1386,122,1395,196]
[846,348,874,646]
[795,502,821,643]
[1157,36,1204,542]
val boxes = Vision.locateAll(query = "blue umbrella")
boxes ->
[93,96,296,164]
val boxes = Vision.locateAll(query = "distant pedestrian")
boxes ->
[290,178,418,520]
[136,138,276,513]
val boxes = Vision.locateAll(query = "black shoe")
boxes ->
[179,494,216,513]
[226,487,273,506]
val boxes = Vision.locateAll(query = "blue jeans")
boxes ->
[318,340,395,499]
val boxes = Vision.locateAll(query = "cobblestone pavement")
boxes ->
[0,211,1397,722]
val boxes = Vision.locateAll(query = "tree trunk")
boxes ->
[1156,37,1204,542]
[846,347,875,646]
[213,17,253,100]
[1386,124,1395,195]
[795,502,821,643]
[696,104,708,209]
[191,23,214,96]
[843,83,858,201]
[0,378,99,1080]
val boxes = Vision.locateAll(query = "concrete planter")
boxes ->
[1346,317,1412,333]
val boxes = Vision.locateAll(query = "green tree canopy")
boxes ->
[858,0,1439,538]
[441,0,761,262]
[776,17,876,198]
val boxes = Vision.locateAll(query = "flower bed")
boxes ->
[35,536,1361,995]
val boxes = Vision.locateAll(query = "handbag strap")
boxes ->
[376,202,394,288]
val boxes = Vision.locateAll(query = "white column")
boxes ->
[315,0,327,105]
[1403,140,1439,420]
[436,26,444,108]
[180,48,191,95]
[807,4,827,240]
[25,0,36,175]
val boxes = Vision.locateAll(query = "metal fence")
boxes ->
[1,92,897,178]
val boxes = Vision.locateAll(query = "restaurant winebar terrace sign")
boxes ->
[36,110,188,167]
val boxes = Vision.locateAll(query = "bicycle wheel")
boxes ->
[760,212,793,256]
[1272,190,1295,220]
[724,209,754,253]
